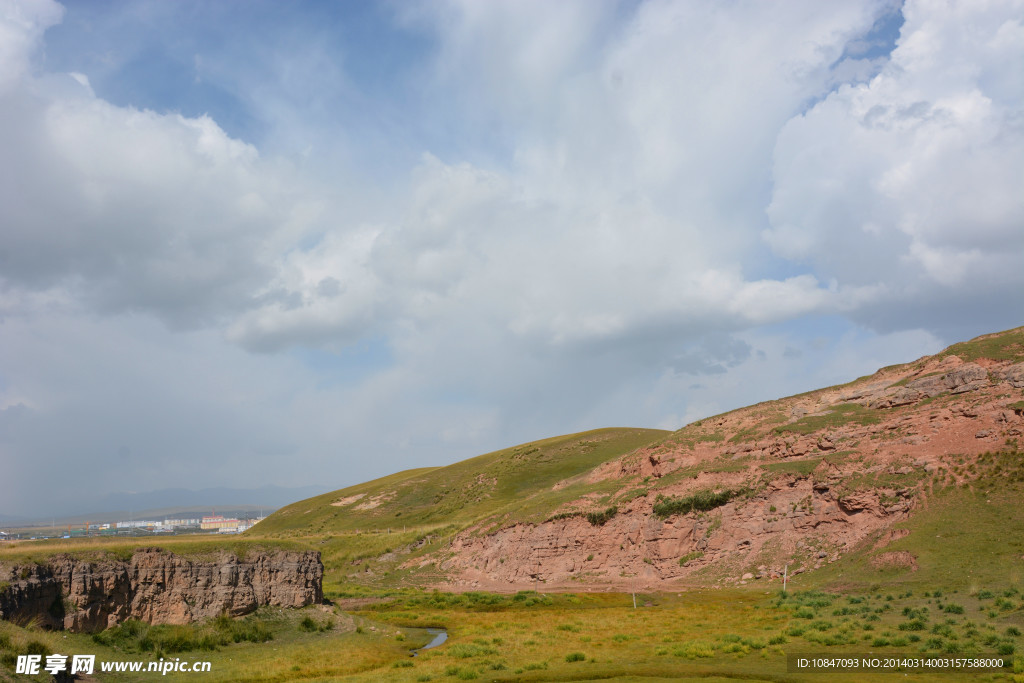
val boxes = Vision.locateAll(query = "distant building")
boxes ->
[201,516,240,531]
[164,518,200,528]
[116,520,161,529]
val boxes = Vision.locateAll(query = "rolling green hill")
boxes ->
[256,427,669,537]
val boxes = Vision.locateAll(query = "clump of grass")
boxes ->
[586,506,618,526]
[653,489,739,518]
[773,403,880,435]
[448,643,496,658]
[899,619,927,631]
[673,640,715,658]
[565,652,586,662]
[678,551,704,566]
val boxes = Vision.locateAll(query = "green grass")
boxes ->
[0,535,308,566]
[936,325,1024,363]
[256,428,667,539]
[808,450,1024,592]
[651,489,740,519]
[772,402,880,435]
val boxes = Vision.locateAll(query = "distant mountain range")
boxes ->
[0,484,332,527]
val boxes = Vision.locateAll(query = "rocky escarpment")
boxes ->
[440,473,912,590]
[433,337,1024,591]
[0,548,322,632]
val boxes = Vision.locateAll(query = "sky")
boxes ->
[1,0,1022,518]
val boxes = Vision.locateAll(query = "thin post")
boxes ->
[783,564,788,592]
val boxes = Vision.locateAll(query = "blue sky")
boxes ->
[1,0,1022,517]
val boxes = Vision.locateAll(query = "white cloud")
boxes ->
[2,0,1022,516]
[766,0,1024,309]
[0,73,326,327]
[0,0,62,91]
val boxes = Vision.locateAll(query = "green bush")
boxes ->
[586,506,618,526]
[448,643,496,658]
[678,551,704,566]
[653,489,738,518]
[565,652,586,662]
[899,619,927,631]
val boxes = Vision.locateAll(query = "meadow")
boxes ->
[4,330,1024,680]
[3,468,1024,682]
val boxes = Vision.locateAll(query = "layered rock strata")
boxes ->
[0,548,322,632]
[434,352,1024,590]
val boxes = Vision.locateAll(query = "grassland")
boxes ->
[0,535,308,566]
[4,328,1024,680]
[257,427,668,538]
[4,454,1023,681]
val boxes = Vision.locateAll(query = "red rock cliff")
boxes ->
[0,547,322,632]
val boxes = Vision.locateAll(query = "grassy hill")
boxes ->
[248,325,1024,599]
[256,428,668,538]
[4,327,1024,682]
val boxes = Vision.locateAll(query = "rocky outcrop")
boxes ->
[431,338,1024,592]
[437,475,915,590]
[0,548,322,632]
[866,362,990,408]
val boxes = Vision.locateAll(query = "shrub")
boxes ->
[586,506,618,526]
[674,641,715,658]
[899,620,927,631]
[653,489,738,518]
[448,643,496,658]
[678,551,704,566]
[565,652,586,662]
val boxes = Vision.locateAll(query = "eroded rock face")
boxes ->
[429,346,1024,592]
[0,548,322,632]
[439,478,911,590]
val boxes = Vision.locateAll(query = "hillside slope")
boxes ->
[257,428,669,537]
[256,326,1024,594]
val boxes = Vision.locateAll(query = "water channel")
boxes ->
[410,628,448,657]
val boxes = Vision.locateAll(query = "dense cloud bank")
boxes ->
[0,0,1020,516]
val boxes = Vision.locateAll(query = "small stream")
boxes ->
[410,628,447,657]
